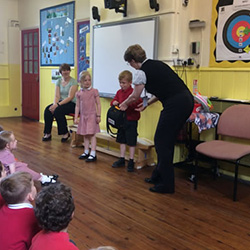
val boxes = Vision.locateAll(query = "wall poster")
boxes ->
[77,20,90,77]
[210,0,250,66]
[40,1,75,66]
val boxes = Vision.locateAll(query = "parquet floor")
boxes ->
[1,117,250,250]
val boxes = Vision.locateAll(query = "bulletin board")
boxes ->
[92,17,158,98]
[77,20,90,78]
[210,0,250,67]
[40,1,75,66]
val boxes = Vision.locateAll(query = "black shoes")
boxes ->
[149,184,174,194]
[112,157,125,168]
[127,159,134,172]
[42,134,52,141]
[79,153,97,162]
[61,132,70,142]
[79,153,89,160]
[144,177,158,184]
[112,158,134,172]
[86,155,97,162]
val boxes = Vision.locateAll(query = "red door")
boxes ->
[22,29,39,120]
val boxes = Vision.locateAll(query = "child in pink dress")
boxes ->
[74,71,101,162]
[0,131,58,185]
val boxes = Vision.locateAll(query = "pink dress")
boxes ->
[76,88,100,135]
[0,148,41,180]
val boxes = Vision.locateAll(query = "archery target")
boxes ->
[216,5,250,61]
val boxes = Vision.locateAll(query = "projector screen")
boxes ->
[92,17,158,98]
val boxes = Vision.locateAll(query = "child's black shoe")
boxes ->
[112,157,125,168]
[127,159,134,172]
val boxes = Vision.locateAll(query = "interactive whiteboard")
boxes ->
[92,17,158,97]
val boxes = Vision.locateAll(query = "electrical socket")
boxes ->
[173,58,184,66]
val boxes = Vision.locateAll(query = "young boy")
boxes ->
[111,70,142,172]
[30,183,79,250]
[0,171,40,250]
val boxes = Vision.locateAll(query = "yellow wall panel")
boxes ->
[0,65,9,79]
[0,64,21,117]
[0,79,9,105]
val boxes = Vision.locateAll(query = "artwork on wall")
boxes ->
[216,0,250,61]
[40,1,75,66]
[210,0,250,66]
[77,20,90,77]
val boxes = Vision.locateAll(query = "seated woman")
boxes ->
[42,63,78,142]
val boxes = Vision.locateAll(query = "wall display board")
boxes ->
[77,20,90,77]
[92,17,158,98]
[40,1,75,66]
[216,0,250,61]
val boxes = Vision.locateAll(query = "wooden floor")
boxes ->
[1,117,250,250]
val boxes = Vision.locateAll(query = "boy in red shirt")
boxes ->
[111,70,142,172]
[0,171,40,250]
[30,183,79,250]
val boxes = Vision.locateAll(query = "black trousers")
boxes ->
[43,102,75,135]
[151,91,194,192]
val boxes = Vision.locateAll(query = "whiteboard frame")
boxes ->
[92,16,159,98]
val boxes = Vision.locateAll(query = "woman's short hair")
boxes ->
[118,70,132,82]
[59,63,71,74]
[0,172,32,204]
[35,183,75,232]
[0,131,13,150]
[124,44,146,63]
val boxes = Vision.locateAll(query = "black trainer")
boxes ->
[127,159,134,172]
[112,157,125,168]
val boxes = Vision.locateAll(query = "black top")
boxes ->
[140,59,190,103]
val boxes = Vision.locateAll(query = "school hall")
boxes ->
[1,0,250,249]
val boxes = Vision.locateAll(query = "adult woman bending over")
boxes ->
[42,63,78,142]
[120,44,194,194]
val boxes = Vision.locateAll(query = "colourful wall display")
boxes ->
[210,0,250,67]
[77,20,90,77]
[40,1,75,66]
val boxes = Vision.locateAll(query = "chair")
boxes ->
[194,104,250,201]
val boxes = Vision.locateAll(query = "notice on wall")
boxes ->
[216,0,250,61]
[40,1,75,66]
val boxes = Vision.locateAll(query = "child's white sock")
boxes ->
[90,150,96,157]
[40,173,56,184]
[84,149,89,155]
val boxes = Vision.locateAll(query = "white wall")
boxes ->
[90,0,212,67]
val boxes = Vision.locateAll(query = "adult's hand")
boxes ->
[135,102,146,112]
[119,102,128,111]
[49,104,58,114]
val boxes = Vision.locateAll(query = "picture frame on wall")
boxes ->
[77,20,90,78]
[40,1,75,66]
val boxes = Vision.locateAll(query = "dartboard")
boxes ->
[222,10,250,54]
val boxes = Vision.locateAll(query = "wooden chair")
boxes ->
[194,104,250,201]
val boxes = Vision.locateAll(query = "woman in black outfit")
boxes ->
[120,44,194,194]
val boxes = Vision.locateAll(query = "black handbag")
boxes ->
[106,106,126,137]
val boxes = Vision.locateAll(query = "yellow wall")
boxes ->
[0,64,21,117]
[2,0,250,173]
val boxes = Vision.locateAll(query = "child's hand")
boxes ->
[74,118,79,124]
[96,116,101,124]
[113,101,119,106]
